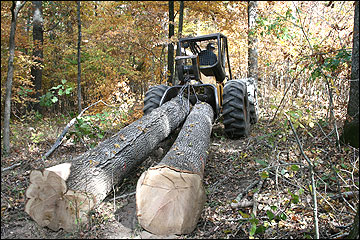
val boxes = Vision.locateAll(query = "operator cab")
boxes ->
[175,33,232,84]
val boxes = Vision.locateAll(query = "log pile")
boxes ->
[25,96,189,232]
[136,102,214,235]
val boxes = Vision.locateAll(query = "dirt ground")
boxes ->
[1,114,359,239]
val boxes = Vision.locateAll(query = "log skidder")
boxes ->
[25,96,189,232]
[152,33,257,139]
[136,101,214,235]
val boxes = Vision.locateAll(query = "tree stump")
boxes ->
[136,102,214,235]
[25,96,189,232]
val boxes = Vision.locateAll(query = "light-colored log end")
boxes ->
[25,167,96,232]
[136,166,205,235]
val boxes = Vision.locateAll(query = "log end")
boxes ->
[136,166,205,235]
[25,168,96,232]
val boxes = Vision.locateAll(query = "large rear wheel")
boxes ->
[143,85,169,115]
[222,80,250,138]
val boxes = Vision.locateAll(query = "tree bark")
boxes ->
[31,1,44,112]
[248,1,258,81]
[347,207,359,239]
[168,0,175,85]
[174,1,184,85]
[3,1,26,156]
[77,1,82,113]
[25,96,189,232]
[176,0,184,56]
[341,0,359,148]
[136,102,214,235]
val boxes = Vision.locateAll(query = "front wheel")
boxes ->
[222,80,250,138]
[143,85,169,115]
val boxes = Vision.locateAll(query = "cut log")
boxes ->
[136,101,214,235]
[25,96,189,232]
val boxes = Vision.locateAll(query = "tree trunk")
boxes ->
[347,207,359,239]
[176,0,184,56]
[25,96,189,232]
[341,0,359,148]
[77,1,82,113]
[248,1,258,81]
[136,102,214,235]
[3,1,26,156]
[168,0,175,85]
[174,1,184,85]
[31,1,44,112]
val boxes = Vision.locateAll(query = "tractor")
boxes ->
[143,33,258,138]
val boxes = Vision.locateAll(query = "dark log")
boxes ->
[25,96,189,232]
[136,102,214,235]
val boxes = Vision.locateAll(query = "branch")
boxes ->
[269,66,306,123]
[114,191,136,200]
[252,179,265,217]
[1,162,21,172]
[285,113,319,239]
[42,100,110,160]
[231,179,260,209]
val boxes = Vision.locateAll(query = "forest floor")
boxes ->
[1,102,359,239]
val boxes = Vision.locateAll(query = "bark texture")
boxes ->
[168,0,175,85]
[3,1,26,155]
[31,1,44,112]
[136,102,214,235]
[248,1,258,81]
[25,96,189,232]
[341,0,359,148]
[77,1,82,113]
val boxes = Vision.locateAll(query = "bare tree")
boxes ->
[168,1,175,85]
[248,1,258,80]
[3,1,27,155]
[344,2,359,238]
[77,1,82,113]
[31,1,43,112]
[174,0,184,84]
[341,1,359,148]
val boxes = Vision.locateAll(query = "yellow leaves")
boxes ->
[137,126,147,133]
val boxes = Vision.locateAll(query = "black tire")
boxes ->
[222,80,250,138]
[143,85,169,115]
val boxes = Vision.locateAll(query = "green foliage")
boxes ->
[39,79,73,107]
[257,8,295,40]
[306,48,352,82]
[67,115,105,148]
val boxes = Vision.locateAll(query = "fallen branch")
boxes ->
[285,113,319,239]
[114,191,136,200]
[252,179,265,217]
[42,100,110,160]
[231,179,260,209]
[1,162,22,172]
[255,162,305,174]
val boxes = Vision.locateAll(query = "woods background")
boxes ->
[1,1,358,239]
